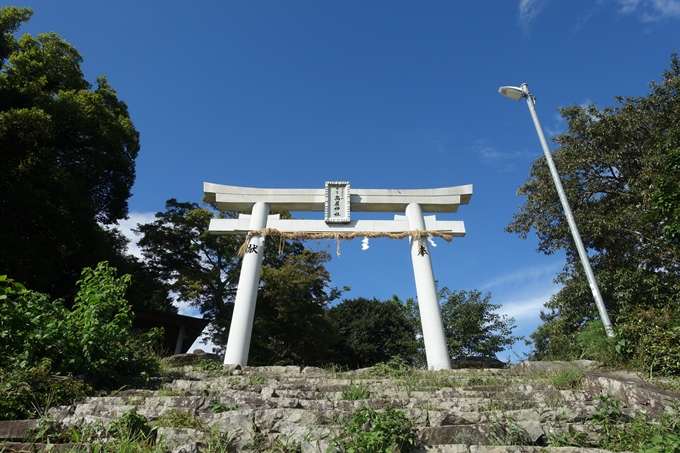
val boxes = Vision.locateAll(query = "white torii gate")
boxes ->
[204,181,473,370]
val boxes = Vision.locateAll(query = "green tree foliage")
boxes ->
[439,289,520,358]
[135,199,342,365]
[135,199,242,340]
[654,148,680,244]
[0,262,162,386]
[249,249,341,366]
[406,289,520,362]
[0,7,142,299]
[507,54,680,360]
[327,296,419,369]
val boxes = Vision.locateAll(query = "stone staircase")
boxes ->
[1,360,679,452]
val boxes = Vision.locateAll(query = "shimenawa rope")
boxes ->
[236,228,452,257]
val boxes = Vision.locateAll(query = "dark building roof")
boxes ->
[131,306,210,355]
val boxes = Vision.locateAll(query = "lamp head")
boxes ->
[498,85,525,101]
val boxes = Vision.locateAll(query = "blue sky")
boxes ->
[16,0,680,359]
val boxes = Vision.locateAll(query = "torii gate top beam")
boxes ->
[204,183,473,213]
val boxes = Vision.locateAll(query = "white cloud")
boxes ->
[115,212,157,259]
[617,0,641,14]
[497,291,556,321]
[615,0,680,20]
[485,264,564,360]
[480,262,562,291]
[519,0,549,30]
[175,300,200,317]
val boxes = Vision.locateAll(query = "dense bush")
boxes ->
[614,306,680,377]
[1,262,163,388]
[0,358,93,420]
[533,305,680,379]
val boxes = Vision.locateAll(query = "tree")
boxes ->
[327,296,420,369]
[135,199,342,365]
[0,7,141,299]
[135,199,242,337]
[439,289,519,358]
[507,54,680,358]
[249,249,341,366]
[654,148,680,244]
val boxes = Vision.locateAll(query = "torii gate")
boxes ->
[204,181,473,370]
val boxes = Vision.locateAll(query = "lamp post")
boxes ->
[499,83,614,338]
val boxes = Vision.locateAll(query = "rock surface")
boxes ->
[1,361,678,452]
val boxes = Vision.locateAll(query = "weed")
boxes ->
[544,395,564,408]
[156,388,184,397]
[129,392,150,406]
[211,401,240,413]
[203,425,236,452]
[548,424,589,447]
[340,382,371,401]
[410,370,463,389]
[488,412,532,446]
[368,356,413,379]
[329,405,416,453]
[249,375,268,386]
[197,359,228,376]
[244,424,301,452]
[0,359,93,420]
[589,394,627,435]
[23,416,73,444]
[107,408,156,444]
[466,376,510,387]
[548,367,584,390]
[153,408,204,430]
[322,363,347,376]
[479,396,522,412]
[542,396,680,452]
[575,320,618,364]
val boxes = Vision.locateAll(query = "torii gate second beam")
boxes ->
[204,182,473,370]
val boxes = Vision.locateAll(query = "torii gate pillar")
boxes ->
[406,203,451,370]
[223,201,270,366]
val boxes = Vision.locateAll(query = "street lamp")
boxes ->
[499,83,615,338]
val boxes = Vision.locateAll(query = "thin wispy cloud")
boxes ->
[615,0,680,21]
[475,140,537,172]
[480,262,562,291]
[497,292,554,321]
[414,128,456,155]
[519,0,549,31]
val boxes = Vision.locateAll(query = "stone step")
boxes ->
[413,447,617,453]
[50,391,601,427]
[4,363,678,453]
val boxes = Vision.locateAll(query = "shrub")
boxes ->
[0,358,93,420]
[330,405,417,453]
[574,320,618,364]
[614,305,680,377]
[107,408,155,443]
[368,356,413,379]
[0,263,163,386]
